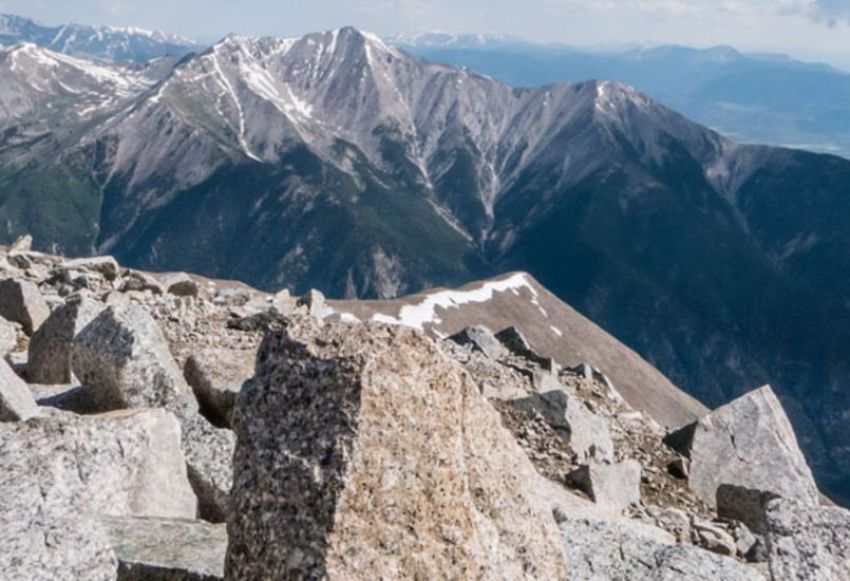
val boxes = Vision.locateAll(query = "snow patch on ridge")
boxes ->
[371,273,538,330]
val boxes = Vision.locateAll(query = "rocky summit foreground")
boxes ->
[0,242,848,580]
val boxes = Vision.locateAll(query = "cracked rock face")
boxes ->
[226,317,567,580]
[671,385,818,508]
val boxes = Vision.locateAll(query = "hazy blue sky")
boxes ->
[2,0,850,66]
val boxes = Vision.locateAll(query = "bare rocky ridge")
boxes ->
[0,245,846,579]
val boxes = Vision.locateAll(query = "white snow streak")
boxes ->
[371,273,538,330]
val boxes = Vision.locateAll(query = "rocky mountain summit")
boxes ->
[0,241,847,580]
[3,26,850,505]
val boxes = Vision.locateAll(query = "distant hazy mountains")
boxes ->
[0,13,200,62]
[395,33,850,158]
[3,26,850,503]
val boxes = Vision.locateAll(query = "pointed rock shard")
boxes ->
[0,278,50,334]
[667,385,818,508]
[764,498,850,580]
[226,317,567,580]
[164,272,200,297]
[449,325,506,359]
[8,234,32,253]
[297,289,333,319]
[0,358,38,422]
[28,293,105,384]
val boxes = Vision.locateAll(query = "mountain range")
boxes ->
[2,25,850,504]
[0,13,200,62]
[396,33,850,158]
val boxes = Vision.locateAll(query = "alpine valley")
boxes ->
[3,24,850,506]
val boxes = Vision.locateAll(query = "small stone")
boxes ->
[164,273,200,297]
[103,516,227,581]
[296,289,333,319]
[9,234,32,253]
[119,270,164,294]
[693,519,737,557]
[567,460,642,513]
[668,457,690,479]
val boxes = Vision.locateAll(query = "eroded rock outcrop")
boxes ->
[225,317,568,580]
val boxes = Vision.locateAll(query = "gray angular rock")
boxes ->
[182,413,235,524]
[0,513,118,581]
[71,304,198,416]
[449,325,506,359]
[0,357,38,421]
[226,317,567,580]
[693,519,737,557]
[0,278,50,334]
[0,315,19,356]
[647,506,692,543]
[764,498,850,580]
[716,484,780,535]
[28,294,106,384]
[509,389,614,461]
[559,517,765,580]
[119,270,164,294]
[296,289,333,319]
[567,460,642,513]
[164,273,201,297]
[104,516,226,581]
[495,325,535,357]
[0,409,197,520]
[184,347,255,428]
[668,385,819,508]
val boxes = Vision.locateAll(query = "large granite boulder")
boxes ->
[0,278,50,334]
[225,317,567,580]
[28,294,105,384]
[103,516,227,581]
[559,518,765,580]
[71,304,198,416]
[0,358,38,421]
[666,385,818,508]
[72,303,233,521]
[764,498,850,580]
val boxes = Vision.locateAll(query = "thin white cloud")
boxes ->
[781,0,850,25]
